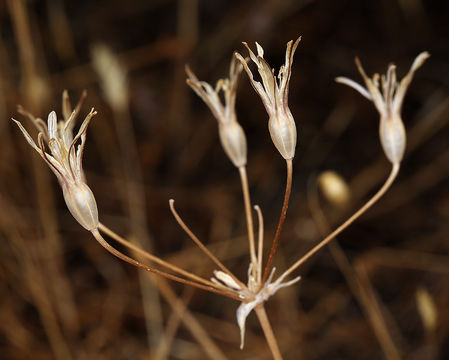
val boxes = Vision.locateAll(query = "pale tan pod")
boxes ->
[62,182,99,231]
[268,109,297,160]
[379,115,406,164]
[318,171,351,207]
[218,121,247,167]
[416,287,437,332]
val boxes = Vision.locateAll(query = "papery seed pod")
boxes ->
[218,122,247,167]
[379,115,406,164]
[268,109,297,160]
[62,182,99,231]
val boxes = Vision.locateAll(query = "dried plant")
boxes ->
[12,42,429,360]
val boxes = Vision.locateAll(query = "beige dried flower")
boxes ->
[235,37,301,160]
[186,57,247,168]
[336,52,429,164]
[13,93,99,231]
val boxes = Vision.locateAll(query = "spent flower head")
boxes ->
[235,37,301,160]
[186,57,247,168]
[336,52,429,164]
[212,265,300,349]
[13,92,99,231]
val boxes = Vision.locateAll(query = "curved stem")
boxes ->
[255,305,283,360]
[277,163,400,283]
[239,166,257,280]
[98,222,219,290]
[169,200,247,291]
[92,228,242,301]
[262,159,293,284]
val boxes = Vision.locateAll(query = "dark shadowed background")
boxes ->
[1,0,448,359]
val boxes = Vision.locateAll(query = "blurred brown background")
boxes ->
[1,0,448,359]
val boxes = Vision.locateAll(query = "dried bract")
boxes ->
[212,265,300,349]
[13,94,99,231]
[235,37,301,160]
[186,57,247,168]
[336,52,429,164]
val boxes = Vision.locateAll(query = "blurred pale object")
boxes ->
[416,287,437,332]
[91,44,128,111]
[318,171,351,207]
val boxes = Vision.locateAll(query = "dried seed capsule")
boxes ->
[268,109,297,160]
[379,114,406,164]
[63,182,99,231]
[219,122,247,167]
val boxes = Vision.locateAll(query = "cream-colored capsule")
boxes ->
[219,121,247,167]
[379,114,406,164]
[268,108,297,160]
[63,182,99,231]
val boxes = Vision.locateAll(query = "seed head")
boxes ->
[186,57,247,168]
[13,93,99,231]
[235,37,301,160]
[336,52,429,164]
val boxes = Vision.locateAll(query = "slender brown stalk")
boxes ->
[255,305,283,360]
[308,175,402,360]
[239,166,257,279]
[254,205,264,284]
[98,222,221,290]
[278,163,400,282]
[91,229,243,301]
[263,158,293,283]
[169,199,248,290]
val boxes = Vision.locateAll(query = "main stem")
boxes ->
[239,166,257,279]
[277,163,400,282]
[255,305,283,360]
[263,159,293,284]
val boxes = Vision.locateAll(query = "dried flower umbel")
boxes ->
[13,43,429,360]
[13,92,99,231]
[336,52,430,164]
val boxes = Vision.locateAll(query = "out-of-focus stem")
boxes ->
[308,174,402,360]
